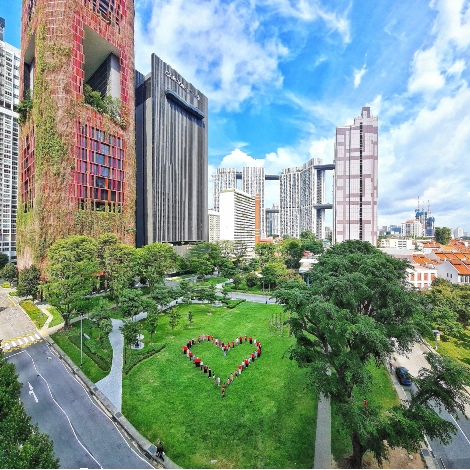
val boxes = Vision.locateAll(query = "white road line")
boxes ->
[16,338,23,345]
[34,334,40,340]
[28,382,39,403]
[11,341,16,347]
[24,349,102,468]
[449,413,470,447]
[23,337,29,344]
[29,336,35,342]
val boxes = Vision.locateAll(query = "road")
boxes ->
[7,341,153,469]
[394,342,470,469]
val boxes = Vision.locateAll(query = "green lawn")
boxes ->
[196,276,228,286]
[331,362,400,462]
[47,306,64,328]
[122,302,317,469]
[425,329,470,369]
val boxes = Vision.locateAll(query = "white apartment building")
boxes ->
[454,227,464,238]
[208,210,220,243]
[436,260,470,285]
[407,264,436,290]
[0,19,19,262]
[242,167,265,238]
[333,107,378,246]
[280,157,324,239]
[212,168,237,212]
[401,219,423,238]
[380,238,414,249]
[219,189,255,254]
[266,203,279,236]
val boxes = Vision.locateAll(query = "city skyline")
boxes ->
[3,0,470,231]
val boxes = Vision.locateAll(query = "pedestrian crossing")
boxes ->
[1,333,42,352]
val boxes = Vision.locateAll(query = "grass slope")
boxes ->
[123,302,317,469]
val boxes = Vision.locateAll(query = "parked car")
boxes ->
[395,366,412,386]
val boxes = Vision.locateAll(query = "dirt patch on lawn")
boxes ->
[334,447,425,469]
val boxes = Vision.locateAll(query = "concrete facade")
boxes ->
[135,53,208,246]
[0,19,19,262]
[333,107,378,245]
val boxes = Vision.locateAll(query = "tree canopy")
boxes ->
[275,240,469,467]
[434,227,452,245]
[137,243,178,288]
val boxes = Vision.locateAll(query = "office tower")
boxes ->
[280,158,323,238]
[333,107,378,245]
[266,203,279,236]
[454,227,464,239]
[135,54,208,246]
[212,168,237,212]
[219,189,255,253]
[208,210,220,243]
[0,19,20,262]
[19,0,136,268]
[242,167,265,237]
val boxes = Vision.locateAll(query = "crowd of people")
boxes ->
[182,334,263,397]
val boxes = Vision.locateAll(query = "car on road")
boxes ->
[396,366,412,386]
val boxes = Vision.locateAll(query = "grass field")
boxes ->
[122,302,317,469]
[425,329,470,368]
[47,306,64,328]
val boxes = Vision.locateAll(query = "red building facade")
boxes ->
[18,0,135,268]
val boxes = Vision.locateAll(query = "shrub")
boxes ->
[19,300,47,329]
[222,299,246,309]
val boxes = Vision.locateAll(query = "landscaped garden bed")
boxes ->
[19,300,47,329]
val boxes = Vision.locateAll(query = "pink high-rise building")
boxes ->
[333,107,378,245]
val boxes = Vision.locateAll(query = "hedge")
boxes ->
[123,344,166,375]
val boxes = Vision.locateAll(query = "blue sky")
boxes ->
[3,0,470,232]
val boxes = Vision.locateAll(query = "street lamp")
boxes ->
[80,312,83,366]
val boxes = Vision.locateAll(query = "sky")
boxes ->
[2,0,470,232]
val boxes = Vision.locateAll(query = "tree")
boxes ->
[188,310,193,326]
[232,274,242,289]
[280,238,304,269]
[255,243,277,268]
[274,240,469,467]
[89,299,113,344]
[261,262,288,289]
[150,284,177,312]
[2,262,17,286]
[120,319,139,362]
[118,289,147,320]
[219,258,238,279]
[0,252,8,270]
[146,311,159,342]
[435,227,452,245]
[245,272,259,288]
[44,235,98,328]
[0,350,59,468]
[300,230,324,255]
[168,307,181,330]
[16,265,41,299]
[186,242,221,278]
[137,243,178,288]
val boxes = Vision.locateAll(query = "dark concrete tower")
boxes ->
[135,54,208,246]
[18,0,136,268]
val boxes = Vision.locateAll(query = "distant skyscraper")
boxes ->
[219,189,255,253]
[242,167,265,237]
[333,107,378,245]
[135,54,208,246]
[280,158,324,238]
[266,203,279,236]
[212,168,237,212]
[19,0,136,268]
[208,210,220,243]
[0,18,19,262]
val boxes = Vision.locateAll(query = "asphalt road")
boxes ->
[394,342,470,469]
[7,341,153,469]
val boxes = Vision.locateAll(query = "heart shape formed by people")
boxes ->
[181,335,263,394]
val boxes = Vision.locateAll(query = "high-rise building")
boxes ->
[219,189,255,253]
[135,54,208,246]
[266,203,279,236]
[401,219,423,238]
[212,168,237,212]
[0,18,20,262]
[280,158,324,239]
[208,210,220,243]
[242,167,265,237]
[19,0,136,268]
[333,107,378,245]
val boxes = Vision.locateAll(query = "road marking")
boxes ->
[28,381,38,403]
[34,334,40,340]
[29,336,35,342]
[449,413,470,446]
[16,338,23,345]
[11,341,16,347]
[23,337,29,344]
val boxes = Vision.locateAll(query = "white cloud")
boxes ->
[353,64,367,88]
[407,46,446,94]
[219,149,265,169]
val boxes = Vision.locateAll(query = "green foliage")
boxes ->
[221,298,246,309]
[83,84,125,128]
[255,243,277,267]
[16,265,41,299]
[300,230,324,255]
[137,243,178,288]
[244,272,259,288]
[118,288,147,319]
[147,311,160,342]
[19,300,47,329]
[46,306,64,328]
[425,278,470,335]
[120,319,140,349]
[168,307,181,330]
[261,261,288,288]
[0,252,8,270]
[1,263,17,285]
[150,284,177,311]
[0,350,59,468]
[15,88,34,124]
[232,273,242,289]
[435,227,452,245]
[280,238,304,269]
[274,240,457,467]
